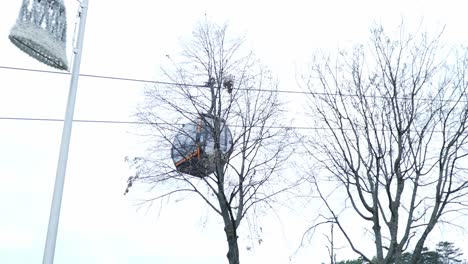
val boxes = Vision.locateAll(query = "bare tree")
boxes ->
[302,24,468,264]
[125,20,295,264]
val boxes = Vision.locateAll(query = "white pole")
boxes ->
[42,0,89,263]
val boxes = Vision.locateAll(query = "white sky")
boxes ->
[1,0,468,263]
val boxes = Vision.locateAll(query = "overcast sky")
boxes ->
[1,1,468,264]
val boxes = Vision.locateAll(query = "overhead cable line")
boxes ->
[0,116,323,130]
[0,65,315,94]
[0,65,296,92]
[0,116,462,133]
[0,65,203,87]
[1,65,467,102]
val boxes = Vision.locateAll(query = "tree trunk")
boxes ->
[224,223,240,264]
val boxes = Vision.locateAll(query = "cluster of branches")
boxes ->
[125,20,296,264]
[122,17,468,264]
[303,24,468,264]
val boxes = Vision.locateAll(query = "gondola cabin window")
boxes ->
[171,114,233,177]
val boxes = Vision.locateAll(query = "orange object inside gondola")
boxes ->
[171,114,233,177]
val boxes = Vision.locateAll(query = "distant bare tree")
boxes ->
[326,223,339,264]
[302,24,468,264]
[125,20,295,264]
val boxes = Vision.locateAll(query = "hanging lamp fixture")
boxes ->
[9,0,69,71]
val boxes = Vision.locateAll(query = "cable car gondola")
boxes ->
[171,114,233,177]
